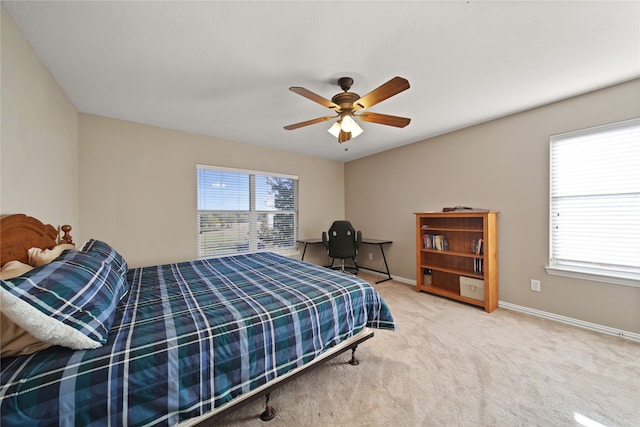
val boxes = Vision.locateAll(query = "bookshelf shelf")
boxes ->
[420,226,483,233]
[420,249,483,259]
[415,211,499,313]
[417,284,486,308]
[419,264,484,279]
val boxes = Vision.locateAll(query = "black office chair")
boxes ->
[322,220,362,274]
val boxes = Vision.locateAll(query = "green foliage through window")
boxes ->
[197,166,298,258]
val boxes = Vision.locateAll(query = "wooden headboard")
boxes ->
[0,214,73,266]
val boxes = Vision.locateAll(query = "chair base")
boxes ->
[328,258,359,275]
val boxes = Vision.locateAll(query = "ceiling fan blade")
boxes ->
[283,116,336,130]
[289,87,340,110]
[357,112,411,128]
[352,77,410,111]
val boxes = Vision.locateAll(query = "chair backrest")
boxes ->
[322,220,362,259]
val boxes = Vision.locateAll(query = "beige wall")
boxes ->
[346,79,640,333]
[0,7,79,230]
[78,114,344,267]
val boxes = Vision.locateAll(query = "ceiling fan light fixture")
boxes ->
[340,114,355,132]
[327,121,342,138]
[328,117,363,141]
[350,119,364,138]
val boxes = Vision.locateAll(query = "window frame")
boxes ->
[545,117,640,287]
[196,164,299,259]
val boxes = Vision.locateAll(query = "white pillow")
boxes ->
[27,243,76,267]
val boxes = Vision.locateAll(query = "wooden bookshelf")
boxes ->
[415,211,499,312]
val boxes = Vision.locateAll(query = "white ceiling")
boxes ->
[4,1,639,162]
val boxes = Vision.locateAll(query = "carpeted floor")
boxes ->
[213,273,640,426]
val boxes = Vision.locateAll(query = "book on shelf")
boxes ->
[474,257,484,274]
[473,238,484,274]
[474,238,484,255]
[423,234,449,250]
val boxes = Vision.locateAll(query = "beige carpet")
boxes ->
[213,273,640,427]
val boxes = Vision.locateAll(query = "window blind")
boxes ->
[197,165,298,258]
[548,118,640,285]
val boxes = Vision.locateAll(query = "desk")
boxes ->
[296,238,393,283]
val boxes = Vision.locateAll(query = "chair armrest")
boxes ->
[356,230,362,249]
[322,231,329,250]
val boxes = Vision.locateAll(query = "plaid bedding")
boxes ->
[0,252,395,426]
[2,249,128,348]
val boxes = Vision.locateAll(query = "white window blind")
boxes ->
[547,118,640,286]
[197,165,298,258]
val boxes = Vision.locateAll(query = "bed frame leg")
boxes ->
[260,392,276,421]
[348,345,360,366]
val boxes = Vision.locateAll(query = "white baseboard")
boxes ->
[387,275,415,285]
[499,301,640,342]
[376,275,639,342]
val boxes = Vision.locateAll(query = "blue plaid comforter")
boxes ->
[0,252,395,426]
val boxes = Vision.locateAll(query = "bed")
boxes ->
[0,214,396,426]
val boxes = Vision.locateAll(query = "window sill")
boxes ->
[545,265,640,288]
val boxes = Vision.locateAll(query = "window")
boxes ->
[547,118,640,286]
[197,165,298,258]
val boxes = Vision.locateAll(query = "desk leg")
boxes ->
[300,242,309,261]
[358,243,393,283]
[376,243,393,284]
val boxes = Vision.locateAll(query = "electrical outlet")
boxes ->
[368,252,373,260]
[530,279,541,292]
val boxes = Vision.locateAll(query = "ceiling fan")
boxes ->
[283,76,411,143]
